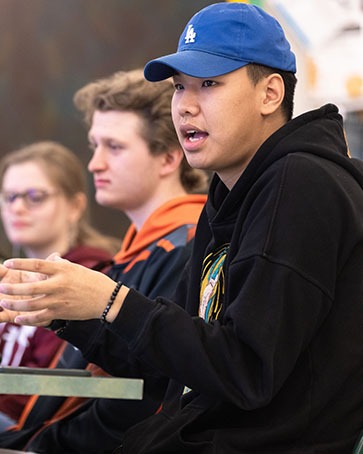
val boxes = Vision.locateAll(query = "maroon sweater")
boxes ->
[0,245,112,421]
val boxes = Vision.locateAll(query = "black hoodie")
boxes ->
[59,104,363,453]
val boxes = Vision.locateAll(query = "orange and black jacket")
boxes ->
[0,194,206,454]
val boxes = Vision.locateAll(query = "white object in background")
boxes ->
[267,0,363,114]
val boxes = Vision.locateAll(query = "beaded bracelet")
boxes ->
[101,281,123,324]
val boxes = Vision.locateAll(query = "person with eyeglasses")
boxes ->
[1,189,59,210]
[0,141,118,431]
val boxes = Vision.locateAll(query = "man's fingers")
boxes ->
[0,280,48,296]
[46,252,62,261]
[14,308,51,326]
[0,294,46,312]
[4,258,59,275]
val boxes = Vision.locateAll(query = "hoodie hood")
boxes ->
[207,104,363,222]
[114,194,207,264]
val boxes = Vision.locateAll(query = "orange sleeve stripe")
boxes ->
[123,249,151,273]
[156,239,175,252]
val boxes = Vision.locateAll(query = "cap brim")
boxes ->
[144,50,249,82]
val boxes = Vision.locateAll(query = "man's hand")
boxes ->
[0,256,128,326]
[0,263,47,324]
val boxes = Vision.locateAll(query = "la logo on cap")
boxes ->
[185,24,196,44]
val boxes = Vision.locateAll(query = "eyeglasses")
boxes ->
[0,189,58,209]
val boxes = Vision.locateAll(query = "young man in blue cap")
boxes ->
[0,3,363,453]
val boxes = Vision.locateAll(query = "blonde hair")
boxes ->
[74,69,209,193]
[0,141,120,255]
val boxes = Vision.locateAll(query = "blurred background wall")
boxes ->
[0,0,214,257]
[0,0,362,257]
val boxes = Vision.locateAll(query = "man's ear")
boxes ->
[159,147,184,177]
[260,73,285,116]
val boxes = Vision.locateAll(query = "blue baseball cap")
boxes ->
[144,2,296,82]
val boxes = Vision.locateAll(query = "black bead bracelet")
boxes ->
[101,281,123,324]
